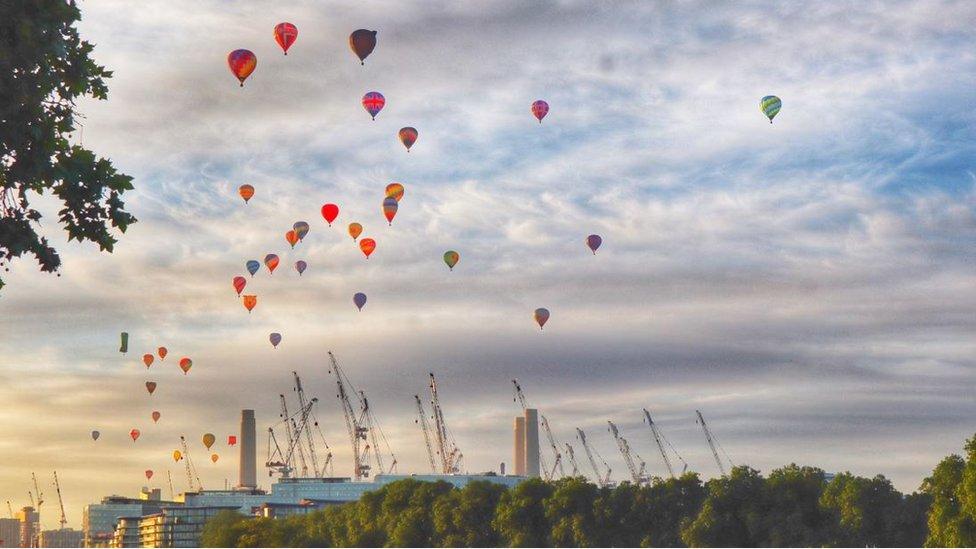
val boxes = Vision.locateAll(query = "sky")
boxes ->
[1,0,975,530]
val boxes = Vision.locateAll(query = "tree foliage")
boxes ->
[0,0,135,291]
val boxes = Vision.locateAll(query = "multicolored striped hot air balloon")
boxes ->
[760,95,781,123]
[534,308,550,330]
[399,127,418,152]
[233,276,246,296]
[385,183,404,202]
[382,197,398,225]
[293,221,310,241]
[274,23,298,55]
[362,92,385,120]
[227,49,257,87]
[264,254,279,274]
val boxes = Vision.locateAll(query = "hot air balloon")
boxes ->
[227,49,257,87]
[398,127,418,152]
[348,223,363,241]
[173,450,182,462]
[243,295,257,313]
[233,276,247,296]
[382,197,398,225]
[349,29,377,65]
[295,260,307,276]
[360,238,376,258]
[761,95,781,123]
[246,260,260,277]
[269,333,282,348]
[143,354,154,368]
[146,381,157,395]
[211,454,220,464]
[353,292,367,311]
[274,22,298,55]
[385,183,404,202]
[179,358,192,374]
[321,203,339,226]
[534,308,550,330]
[293,221,310,241]
[228,435,238,446]
[362,91,385,120]
[531,100,549,123]
[285,230,299,249]
[585,234,602,254]
[239,184,255,204]
[119,332,128,354]
[91,430,100,441]
[443,250,460,271]
[130,429,140,442]
[265,254,279,274]
[203,433,216,450]
[145,470,154,480]
[152,411,161,423]
[157,347,168,360]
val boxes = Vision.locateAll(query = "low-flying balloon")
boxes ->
[269,332,282,348]
[534,308,550,330]
[362,91,385,120]
[265,254,279,274]
[91,430,100,441]
[585,234,602,254]
[239,184,254,204]
[398,127,418,152]
[295,260,307,276]
[227,49,257,87]
[348,222,363,241]
[443,250,460,271]
[228,435,238,446]
[359,238,376,258]
[179,358,192,374]
[173,450,182,462]
[243,295,257,313]
[353,292,367,311]
[145,470,154,481]
[157,347,167,360]
[321,203,339,226]
[143,354,154,368]
[152,411,161,423]
[233,276,247,296]
[274,22,298,55]
[382,197,398,225]
[119,332,128,354]
[531,100,549,123]
[203,433,216,450]
[145,381,157,395]
[385,183,404,202]
[211,454,220,464]
[293,221,310,241]
[130,429,140,442]
[246,260,260,277]
[285,230,299,249]
[349,29,377,65]
[761,95,782,123]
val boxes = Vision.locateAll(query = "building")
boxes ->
[238,409,257,490]
[0,518,20,548]
[84,490,177,547]
[38,528,84,548]
[109,517,141,549]
[15,506,39,548]
[513,416,526,476]
[512,409,541,477]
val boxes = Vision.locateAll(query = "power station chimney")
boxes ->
[524,408,540,477]
[238,409,256,490]
[513,416,526,476]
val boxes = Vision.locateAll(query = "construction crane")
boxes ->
[696,410,733,476]
[414,394,438,473]
[564,444,580,476]
[428,373,462,474]
[642,408,688,479]
[280,394,309,477]
[576,427,612,487]
[360,390,398,474]
[266,395,317,479]
[6,500,13,519]
[31,472,43,508]
[608,421,647,485]
[52,471,67,529]
[328,351,371,480]
[512,379,565,480]
[309,409,336,477]
[179,436,203,491]
[166,471,175,501]
[293,372,320,476]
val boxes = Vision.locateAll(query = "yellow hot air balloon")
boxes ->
[173,450,182,462]
[203,433,216,450]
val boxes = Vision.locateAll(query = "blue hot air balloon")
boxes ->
[353,292,367,311]
[246,260,260,277]
[269,333,282,348]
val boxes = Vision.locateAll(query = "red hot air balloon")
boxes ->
[585,234,602,254]
[145,381,157,395]
[130,429,141,442]
[145,470,154,480]
[349,29,377,65]
[233,276,247,296]
[274,22,298,55]
[359,238,376,258]
[534,308,550,330]
[238,184,255,204]
[531,100,549,123]
[143,354,154,368]
[362,92,385,120]
[152,411,161,423]
[321,203,339,226]
[157,347,168,360]
[382,197,398,225]
[398,127,418,152]
[285,230,299,249]
[227,49,257,87]
[178,357,193,374]
[264,254,279,274]
[228,435,238,446]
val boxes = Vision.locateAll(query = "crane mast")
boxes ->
[52,471,67,529]
[6,500,12,519]
[696,410,729,476]
[179,436,203,491]
[428,373,462,474]
[328,351,370,480]
[643,408,675,478]
[564,444,580,476]
[293,372,320,476]
[360,390,397,475]
[166,471,175,500]
[280,394,308,477]
[414,394,438,473]
[608,421,647,485]
[576,427,612,487]
[31,472,43,508]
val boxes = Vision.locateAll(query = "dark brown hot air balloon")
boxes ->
[349,29,377,65]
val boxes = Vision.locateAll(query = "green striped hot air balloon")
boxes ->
[760,95,781,123]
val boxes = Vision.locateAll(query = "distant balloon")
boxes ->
[293,221,310,241]
[321,203,339,226]
[227,49,257,87]
[233,276,247,296]
[173,450,183,462]
[119,332,129,354]
[285,230,299,249]
[145,470,154,481]
[348,222,363,241]
[362,91,385,120]
[145,381,157,395]
[269,332,282,348]
[585,234,602,254]
[243,295,257,313]
[179,358,192,374]
[264,254,279,274]
[382,197,398,225]
[203,433,216,450]
[534,308,550,330]
[359,238,376,258]
[385,183,404,202]
[157,347,168,360]
[349,29,377,65]
[211,454,220,464]
[274,22,298,55]
[143,354,154,368]
[91,430,100,441]
[761,95,782,123]
[531,100,549,123]
[295,260,307,276]
[353,292,367,311]
[130,429,140,442]
[443,250,460,271]
[246,260,260,277]
[152,411,161,423]
[398,127,418,152]
[238,184,254,204]
[228,435,238,446]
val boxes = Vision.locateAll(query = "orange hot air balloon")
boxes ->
[238,184,255,204]
[321,203,339,226]
[157,347,168,360]
[179,358,192,374]
[285,230,299,249]
[211,453,220,464]
[233,276,246,296]
[243,295,257,313]
[173,450,183,462]
[349,29,377,65]
[130,429,140,442]
[385,183,404,202]
[398,127,418,152]
[264,254,279,274]
[227,49,257,87]
[203,433,216,450]
[359,238,376,258]
[348,222,363,241]
[152,411,161,423]
[274,22,298,55]
[145,381,157,395]
[143,354,154,368]
[145,470,154,480]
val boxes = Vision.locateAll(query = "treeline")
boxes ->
[201,434,976,547]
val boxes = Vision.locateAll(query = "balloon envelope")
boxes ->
[359,238,376,258]
[227,49,257,86]
[264,254,279,274]
[143,354,154,368]
[145,470,154,480]
[531,100,549,123]
[585,234,602,254]
[246,260,260,277]
[443,250,460,271]
[761,95,782,123]
[152,411,161,423]
[145,381,157,395]
[119,332,128,353]
[274,22,298,54]
[321,203,339,226]
[173,450,182,462]
[203,433,216,450]
[349,29,377,64]
[157,346,167,360]
[534,308,550,330]
[295,260,307,276]
[385,183,404,202]
[285,230,299,248]
[243,295,257,313]
[91,430,100,441]
[211,454,220,463]
[269,332,282,348]
[239,184,254,203]
[179,358,193,374]
[398,127,418,151]
[348,223,363,241]
[382,197,398,225]
[233,276,247,296]
[362,91,385,120]
[228,435,238,446]
[353,292,367,311]
[130,429,140,441]
[293,221,310,241]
